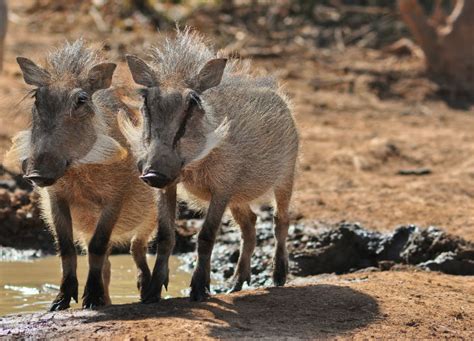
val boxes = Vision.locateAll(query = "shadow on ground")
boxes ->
[78,284,380,339]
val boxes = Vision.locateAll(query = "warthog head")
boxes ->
[14,52,118,187]
[121,55,228,189]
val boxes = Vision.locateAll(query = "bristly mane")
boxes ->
[148,27,276,89]
[45,39,104,82]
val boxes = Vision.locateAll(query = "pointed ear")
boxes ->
[87,63,117,93]
[126,55,156,87]
[195,58,227,93]
[16,57,51,87]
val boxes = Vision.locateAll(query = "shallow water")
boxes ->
[0,255,191,316]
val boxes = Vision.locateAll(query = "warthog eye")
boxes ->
[189,91,202,109]
[28,89,37,99]
[76,92,89,107]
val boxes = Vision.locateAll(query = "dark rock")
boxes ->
[418,252,474,276]
[378,260,396,271]
[377,225,417,261]
[291,223,474,278]
[0,179,16,190]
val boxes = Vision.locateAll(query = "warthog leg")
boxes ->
[83,204,120,309]
[142,185,176,303]
[102,251,112,305]
[228,204,257,292]
[49,195,78,312]
[131,236,151,300]
[190,195,229,302]
[273,177,293,287]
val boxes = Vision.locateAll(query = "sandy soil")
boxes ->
[1,270,473,339]
[0,1,473,339]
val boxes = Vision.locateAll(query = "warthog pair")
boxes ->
[6,29,299,310]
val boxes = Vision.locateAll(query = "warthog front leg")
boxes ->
[142,185,176,303]
[49,195,78,312]
[131,236,151,300]
[190,195,229,302]
[83,204,121,309]
[229,204,257,292]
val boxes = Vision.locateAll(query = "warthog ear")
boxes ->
[194,58,227,93]
[16,57,51,87]
[87,63,117,92]
[126,55,156,87]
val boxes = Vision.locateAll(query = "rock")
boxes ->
[291,223,474,278]
[418,251,474,276]
[0,179,16,190]
[0,246,45,261]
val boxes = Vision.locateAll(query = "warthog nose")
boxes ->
[139,171,171,188]
[23,173,57,187]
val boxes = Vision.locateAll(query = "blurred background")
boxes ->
[0,0,473,319]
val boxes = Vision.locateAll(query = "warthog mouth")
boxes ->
[139,170,175,189]
[23,172,58,187]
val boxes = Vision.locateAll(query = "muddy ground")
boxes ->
[1,271,473,339]
[0,0,474,339]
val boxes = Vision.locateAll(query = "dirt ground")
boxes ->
[1,270,473,339]
[0,0,473,339]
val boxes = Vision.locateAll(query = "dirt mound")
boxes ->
[0,165,54,254]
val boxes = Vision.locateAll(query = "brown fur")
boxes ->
[122,29,299,301]
[7,40,158,310]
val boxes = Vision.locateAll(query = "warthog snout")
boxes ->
[23,152,69,187]
[138,143,182,189]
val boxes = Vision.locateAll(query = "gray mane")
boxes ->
[148,27,277,90]
[46,39,103,81]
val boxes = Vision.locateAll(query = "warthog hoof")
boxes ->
[49,275,78,311]
[82,291,106,309]
[82,272,106,309]
[273,255,288,287]
[190,267,211,302]
[137,271,151,296]
[141,261,169,304]
[228,273,251,293]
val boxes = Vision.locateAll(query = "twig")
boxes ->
[397,168,432,176]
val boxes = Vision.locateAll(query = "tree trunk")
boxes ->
[398,0,474,95]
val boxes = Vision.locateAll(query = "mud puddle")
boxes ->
[0,255,193,316]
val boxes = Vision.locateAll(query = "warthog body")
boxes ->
[6,40,157,310]
[121,29,299,301]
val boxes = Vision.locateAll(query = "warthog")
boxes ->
[6,40,158,310]
[120,29,299,301]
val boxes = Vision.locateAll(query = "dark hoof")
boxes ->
[190,285,210,302]
[82,272,106,309]
[228,274,251,293]
[50,295,72,311]
[82,293,106,309]
[273,256,288,287]
[49,275,78,312]
[141,262,169,304]
[142,294,161,304]
[190,267,211,302]
[137,270,151,292]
